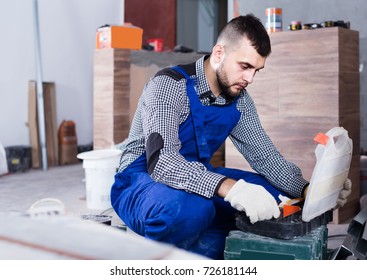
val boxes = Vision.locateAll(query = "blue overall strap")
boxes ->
[171,65,210,159]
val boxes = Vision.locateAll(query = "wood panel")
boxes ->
[93,49,131,149]
[28,81,58,168]
[225,27,360,223]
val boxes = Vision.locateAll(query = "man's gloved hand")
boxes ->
[336,178,352,208]
[224,179,280,224]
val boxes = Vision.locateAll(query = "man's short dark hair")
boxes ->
[217,14,271,57]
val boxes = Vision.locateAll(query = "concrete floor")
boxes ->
[0,163,104,218]
[0,163,354,258]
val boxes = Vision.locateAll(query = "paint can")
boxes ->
[265,7,282,33]
[289,21,302,31]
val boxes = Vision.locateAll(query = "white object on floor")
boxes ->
[27,198,66,218]
[77,149,122,210]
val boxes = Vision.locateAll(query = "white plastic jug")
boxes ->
[302,127,353,222]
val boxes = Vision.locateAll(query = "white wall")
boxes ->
[0,0,124,148]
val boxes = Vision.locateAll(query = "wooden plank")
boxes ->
[43,82,58,166]
[93,49,131,149]
[28,81,58,168]
[28,81,40,168]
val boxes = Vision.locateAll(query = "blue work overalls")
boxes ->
[111,66,284,259]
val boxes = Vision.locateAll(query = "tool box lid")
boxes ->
[302,127,353,222]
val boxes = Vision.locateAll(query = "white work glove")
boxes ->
[336,178,352,208]
[224,179,280,224]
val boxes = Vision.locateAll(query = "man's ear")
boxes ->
[212,44,224,64]
[211,44,225,71]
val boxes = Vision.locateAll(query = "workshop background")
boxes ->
[0,0,366,150]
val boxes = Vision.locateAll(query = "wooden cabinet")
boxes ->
[225,27,360,223]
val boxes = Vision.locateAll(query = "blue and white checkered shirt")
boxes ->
[118,56,308,198]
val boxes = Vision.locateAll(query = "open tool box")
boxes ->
[235,207,333,240]
[225,127,353,260]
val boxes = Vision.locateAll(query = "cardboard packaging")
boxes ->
[96,25,143,50]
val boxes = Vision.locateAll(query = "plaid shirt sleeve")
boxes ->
[142,75,226,198]
[229,91,308,198]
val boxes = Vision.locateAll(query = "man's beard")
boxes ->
[216,63,242,98]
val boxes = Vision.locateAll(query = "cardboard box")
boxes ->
[96,25,143,50]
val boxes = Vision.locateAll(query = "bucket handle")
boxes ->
[27,198,66,218]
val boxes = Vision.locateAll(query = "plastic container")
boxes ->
[4,146,31,173]
[235,127,352,239]
[77,149,122,210]
[302,127,353,221]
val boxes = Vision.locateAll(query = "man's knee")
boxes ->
[144,197,216,247]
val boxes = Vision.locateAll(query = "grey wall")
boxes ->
[0,0,124,148]
[228,0,367,152]
[177,0,199,51]
[177,0,222,53]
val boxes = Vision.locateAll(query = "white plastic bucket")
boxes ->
[77,149,122,210]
